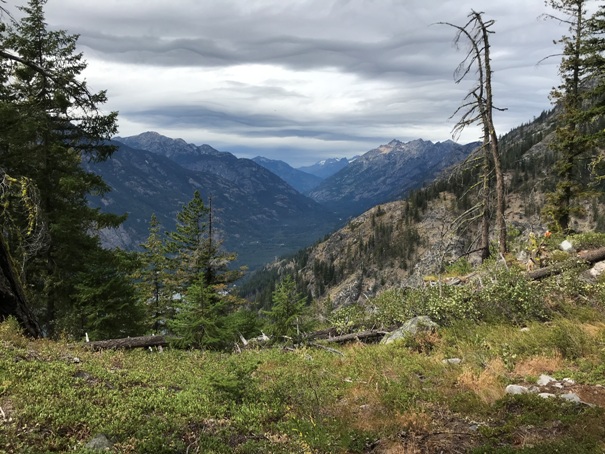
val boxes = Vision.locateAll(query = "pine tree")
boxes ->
[263,276,308,340]
[134,213,172,333]
[0,0,122,336]
[73,249,145,340]
[542,0,599,232]
[165,190,211,293]
[165,191,246,349]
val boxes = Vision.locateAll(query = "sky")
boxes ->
[12,0,574,166]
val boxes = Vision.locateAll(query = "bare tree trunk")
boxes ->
[86,334,170,351]
[479,12,507,254]
[0,234,42,337]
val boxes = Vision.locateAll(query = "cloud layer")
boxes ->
[30,0,566,165]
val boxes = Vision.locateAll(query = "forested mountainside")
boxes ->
[307,139,481,218]
[251,156,323,193]
[87,133,480,272]
[86,134,339,270]
[240,108,605,308]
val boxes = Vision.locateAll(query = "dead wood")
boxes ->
[528,247,605,281]
[86,334,169,351]
[321,329,388,344]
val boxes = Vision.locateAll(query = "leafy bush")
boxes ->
[569,231,605,250]
[474,266,549,324]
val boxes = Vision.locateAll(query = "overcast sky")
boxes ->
[23,1,572,166]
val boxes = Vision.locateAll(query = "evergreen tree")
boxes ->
[166,191,247,349]
[542,0,599,232]
[73,249,145,341]
[0,0,121,336]
[165,190,211,293]
[134,213,172,333]
[263,276,309,340]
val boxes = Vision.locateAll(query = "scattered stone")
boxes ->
[560,240,574,252]
[553,382,564,389]
[560,393,582,404]
[517,250,529,262]
[589,261,605,279]
[537,374,556,386]
[72,357,80,364]
[520,327,530,332]
[442,358,462,365]
[506,385,529,395]
[381,316,438,344]
[562,378,576,386]
[539,393,556,399]
[85,434,113,451]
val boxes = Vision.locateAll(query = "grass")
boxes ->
[1,263,605,453]
[0,312,604,453]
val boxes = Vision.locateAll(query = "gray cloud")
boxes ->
[17,0,570,165]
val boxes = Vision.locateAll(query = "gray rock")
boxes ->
[538,393,556,399]
[505,385,529,395]
[442,358,462,365]
[560,240,574,252]
[537,374,556,386]
[85,434,113,451]
[560,393,582,403]
[562,378,576,386]
[381,316,438,345]
[589,261,605,279]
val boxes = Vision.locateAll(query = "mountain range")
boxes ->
[307,139,479,218]
[87,132,479,271]
[87,133,338,270]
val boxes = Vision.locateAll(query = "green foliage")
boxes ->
[542,0,605,232]
[133,213,173,333]
[568,231,605,249]
[0,0,122,337]
[445,257,473,276]
[72,249,146,341]
[263,276,309,340]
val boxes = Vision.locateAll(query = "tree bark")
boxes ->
[528,247,605,280]
[321,329,389,344]
[86,334,169,351]
[0,234,42,337]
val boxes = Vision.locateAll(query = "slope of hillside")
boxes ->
[308,139,480,218]
[252,156,323,193]
[86,139,339,270]
[242,109,605,308]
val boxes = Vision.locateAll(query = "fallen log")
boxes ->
[528,247,605,281]
[86,335,169,351]
[321,329,388,344]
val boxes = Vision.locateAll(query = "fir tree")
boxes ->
[263,276,309,340]
[134,213,172,333]
[166,191,247,349]
[0,0,121,336]
[542,0,600,232]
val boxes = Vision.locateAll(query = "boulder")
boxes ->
[381,316,438,345]
[505,385,529,395]
[85,434,113,451]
